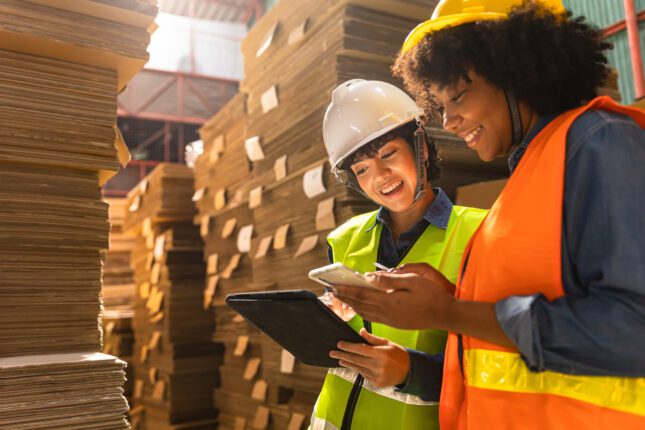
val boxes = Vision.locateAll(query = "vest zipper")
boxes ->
[339,224,425,429]
[339,320,371,430]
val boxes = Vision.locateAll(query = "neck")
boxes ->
[519,101,540,142]
[389,186,435,240]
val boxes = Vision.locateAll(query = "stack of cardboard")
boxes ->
[102,198,137,403]
[0,1,156,428]
[103,198,136,309]
[124,164,220,430]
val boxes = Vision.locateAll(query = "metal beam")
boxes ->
[132,74,177,114]
[623,0,645,99]
[118,108,207,125]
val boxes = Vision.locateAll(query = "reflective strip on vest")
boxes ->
[309,416,340,430]
[465,349,645,417]
[329,367,438,406]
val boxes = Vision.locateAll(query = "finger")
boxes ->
[359,328,389,346]
[336,340,380,358]
[392,262,432,275]
[329,350,373,367]
[338,360,374,379]
[332,285,387,306]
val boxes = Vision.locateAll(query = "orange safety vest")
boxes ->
[440,97,645,430]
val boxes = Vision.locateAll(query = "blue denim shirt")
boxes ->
[328,188,452,401]
[496,109,645,376]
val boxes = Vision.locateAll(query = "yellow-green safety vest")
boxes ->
[310,205,487,430]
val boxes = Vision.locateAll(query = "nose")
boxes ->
[372,158,391,182]
[442,106,463,132]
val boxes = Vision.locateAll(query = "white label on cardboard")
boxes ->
[245,136,265,162]
[237,224,254,254]
[303,164,326,198]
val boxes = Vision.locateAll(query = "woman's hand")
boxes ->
[329,328,410,388]
[319,291,356,321]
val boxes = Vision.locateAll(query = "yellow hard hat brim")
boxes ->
[401,12,507,54]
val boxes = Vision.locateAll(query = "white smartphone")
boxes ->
[308,263,377,289]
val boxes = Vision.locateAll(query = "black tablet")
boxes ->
[225,289,366,367]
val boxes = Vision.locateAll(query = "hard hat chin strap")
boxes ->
[505,90,524,147]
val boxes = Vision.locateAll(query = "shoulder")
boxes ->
[451,205,488,224]
[566,108,644,164]
[327,210,378,242]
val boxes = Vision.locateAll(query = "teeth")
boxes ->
[464,126,482,143]
[381,181,402,195]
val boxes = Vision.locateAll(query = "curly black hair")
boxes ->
[340,120,441,182]
[392,4,612,119]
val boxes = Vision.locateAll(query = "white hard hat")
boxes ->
[323,79,423,172]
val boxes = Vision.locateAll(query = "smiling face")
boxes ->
[349,137,424,213]
[428,71,513,162]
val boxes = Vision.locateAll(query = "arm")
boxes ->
[496,113,645,375]
[396,350,444,401]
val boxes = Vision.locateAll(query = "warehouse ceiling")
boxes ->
[158,0,260,23]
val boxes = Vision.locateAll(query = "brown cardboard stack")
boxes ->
[103,198,136,309]
[0,1,155,428]
[124,164,220,430]
[101,198,137,403]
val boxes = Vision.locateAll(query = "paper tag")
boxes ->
[150,312,165,323]
[303,164,326,198]
[280,349,296,373]
[249,186,263,209]
[142,217,152,237]
[245,136,265,162]
[273,224,290,250]
[254,235,273,259]
[128,195,141,212]
[150,263,161,285]
[192,187,205,202]
[234,335,250,357]
[152,379,166,401]
[288,19,308,45]
[153,235,166,260]
[139,282,151,300]
[203,275,219,309]
[221,254,242,280]
[200,215,211,238]
[288,412,307,430]
[251,379,268,401]
[230,189,245,208]
[274,155,287,181]
[105,321,115,335]
[316,197,336,231]
[252,406,270,430]
[149,331,162,350]
[237,225,254,253]
[233,313,245,323]
[148,290,164,314]
[134,379,144,399]
[294,235,318,258]
[207,254,219,275]
[256,21,278,57]
[243,357,262,380]
[214,188,227,211]
[261,85,279,114]
[234,417,246,430]
[146,234,155,250]
[140,345,149,363]
[148,367,158,384]
[145,252,154,271]
[139,179,149,194]
[222,218,237,239]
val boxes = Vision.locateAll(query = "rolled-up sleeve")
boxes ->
[496,111,645,376]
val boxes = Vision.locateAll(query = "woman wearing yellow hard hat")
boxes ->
[330,1,645,429]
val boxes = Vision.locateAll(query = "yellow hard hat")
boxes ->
[401,0,565,54]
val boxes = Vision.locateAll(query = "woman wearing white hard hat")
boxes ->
[331,1,645,429]
[309,79,487,429]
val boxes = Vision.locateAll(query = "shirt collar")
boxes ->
[366,187,453,232]
[508,113,560,173]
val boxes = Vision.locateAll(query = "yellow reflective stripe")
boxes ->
[329,367,438,406]
[465,349,645,417]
